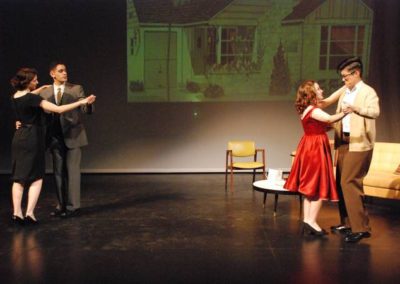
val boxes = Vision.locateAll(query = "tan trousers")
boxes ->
[336,144,373,233]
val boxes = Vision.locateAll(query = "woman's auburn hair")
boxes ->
[295,80,317,114]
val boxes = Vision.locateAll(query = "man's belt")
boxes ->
[342,132,350,143]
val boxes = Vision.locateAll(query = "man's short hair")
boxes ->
[337,57,363,77]
[49,60,66,72]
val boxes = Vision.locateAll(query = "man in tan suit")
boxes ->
[320,57,380,243]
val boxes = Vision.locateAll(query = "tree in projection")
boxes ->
[269,42,291,96]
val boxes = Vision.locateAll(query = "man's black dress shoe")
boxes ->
[330,224,351,234]
[60,209,80,218]
[344,232,371,243]
[50,209,64,217]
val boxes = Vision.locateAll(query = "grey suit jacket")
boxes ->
[40,82,93,149]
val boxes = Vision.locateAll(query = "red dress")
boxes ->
[284,107,338,201]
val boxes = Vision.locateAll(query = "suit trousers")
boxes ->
[336,144,372,233]
[49,136,82,211]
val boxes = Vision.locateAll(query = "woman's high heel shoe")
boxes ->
[302,222,328,236]
[12,215,25,226]
[25,215,39,225]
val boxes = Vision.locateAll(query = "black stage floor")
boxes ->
[1,174,400,283]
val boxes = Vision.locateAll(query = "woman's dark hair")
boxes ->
[295,80,317,114]
[10,67,37,91]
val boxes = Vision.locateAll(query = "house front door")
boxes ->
[144,31,177,100]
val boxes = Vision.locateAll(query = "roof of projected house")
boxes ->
[282,0,373,24]
[132,0,234,24]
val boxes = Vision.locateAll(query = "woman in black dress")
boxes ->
[10,68,95,224]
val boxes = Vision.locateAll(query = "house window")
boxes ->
[220,26,255,66]
[205,26,256,72]
[319,25,365,70]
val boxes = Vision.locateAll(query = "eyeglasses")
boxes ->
[341,71,355,79]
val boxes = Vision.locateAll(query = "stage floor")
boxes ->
[1,174,400,283]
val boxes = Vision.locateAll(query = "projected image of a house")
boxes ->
[127,0,373,102]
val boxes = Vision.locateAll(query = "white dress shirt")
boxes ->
[342,81,364,133]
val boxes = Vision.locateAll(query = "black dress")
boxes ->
[11,93,46,184]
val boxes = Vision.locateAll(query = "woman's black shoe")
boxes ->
[25,215,39,225]
[303,222,328,236]
[12,215,25,226]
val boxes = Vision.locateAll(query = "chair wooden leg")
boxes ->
[225,167,228,190]
[230,168,234,191]
[252,169,256,182]
[225,151,230,190]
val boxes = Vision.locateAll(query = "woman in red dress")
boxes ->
[284,80,350,236]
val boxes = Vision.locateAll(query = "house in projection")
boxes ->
[127,0,373,102]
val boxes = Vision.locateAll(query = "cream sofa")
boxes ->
[363,142,400,199]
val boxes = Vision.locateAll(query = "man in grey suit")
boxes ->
[40,61,94,218]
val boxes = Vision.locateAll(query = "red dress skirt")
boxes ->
[284,107,338,201]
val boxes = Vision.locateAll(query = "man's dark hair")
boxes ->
[49,60,66,72]
[337,57,363,77]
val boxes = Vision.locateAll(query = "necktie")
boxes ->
[56,88,62,105]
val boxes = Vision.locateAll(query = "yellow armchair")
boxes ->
[225,141,266,190]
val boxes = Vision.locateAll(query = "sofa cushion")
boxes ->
[369,143,400,172]
[364,170,400,190]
